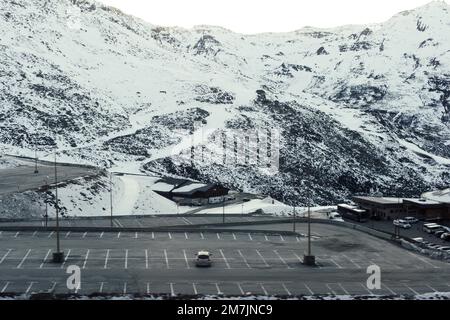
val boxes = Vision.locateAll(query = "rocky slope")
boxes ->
[1,0,450,205]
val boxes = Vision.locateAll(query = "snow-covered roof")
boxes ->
[422,188,450,204]
[353,196,403,205]
[152,182,176,192]
[173,183,208,193]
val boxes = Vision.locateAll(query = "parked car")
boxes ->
[427,244,441,249]
[434,230,445,238]
[393,219,411,229]
[423,224,443,234]
[436,246,450,251]
[329,212,344,222]
[195,251,212,267]
[403,217,419,224]
[441,233,450,241]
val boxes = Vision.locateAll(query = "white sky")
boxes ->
[97,0,447,34]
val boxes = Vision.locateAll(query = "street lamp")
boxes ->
[110,171,113,228]
[303,181,315,266]
[34,148,39,174]
[43,176,49,227]
[52,152,64,263]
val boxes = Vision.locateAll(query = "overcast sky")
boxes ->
[97,0,446,34]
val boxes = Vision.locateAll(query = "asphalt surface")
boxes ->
[0,223,449,296]
[0,159,98,196]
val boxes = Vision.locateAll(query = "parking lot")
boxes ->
[0,223,449,297]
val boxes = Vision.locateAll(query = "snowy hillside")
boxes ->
[1,0,450,205]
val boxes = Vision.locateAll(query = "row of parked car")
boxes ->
[392,216,418,229]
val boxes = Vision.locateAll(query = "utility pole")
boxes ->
[222,196,225,224]
[34,148,39,174]
[293,205,296,233]
[52,152,64,263]
[303,183,315,266]
[110,172,113,228]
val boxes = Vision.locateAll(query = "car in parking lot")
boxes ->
[195,251,212,267]
[441,233,450,241]
[329,212,344,222]
[436,246,450,251]
[393,219,411,229]
[434,230,445,238]
[403,217,419,224]
[423,223,443,234]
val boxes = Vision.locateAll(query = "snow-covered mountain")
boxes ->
[1,0,450,205]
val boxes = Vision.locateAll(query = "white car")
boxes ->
[329,212,344,222]
[403,217,419,224]
[393,219,411,229]
[195,251,212,267]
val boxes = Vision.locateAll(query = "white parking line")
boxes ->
[264,235,269,241]
[256,250,269,267]
[403,284,419,295]
[360,283,373,295]
[326,284,336,295]
[99,282,104,293]
[145,249,149,269]
[83,249,90,269]
[338,283,349,295]
[260,284,268,295]
[168,232,172,240]
[47,231,54,238]
[248,233,253,241]
[17,249,31,269]
[65,231,71,238]
[152,232,155,239]
[99,232,104,239]
[82,232,87,238]
[192,283,198,295]
[304,284,314,295]
[383,284,396,295]
[237,250,251,268]
[219,249,231,269]
[329,258,343,269]
[292,251,303,263]
[200,232,205,240]
[123,282,127,294]
[25,282,35,294]
[170,283,175,296]
[279,235,285,242]
[185,232,189,240]
[0,249,12,265]
[114,219,124,228]
[183,250,190,269]
[40,249,51,269]
[182,217,193,225]
[135,232,138,239]
[407,252,440,269]
[282,283,291,295]
[117,232,121,239]
[104,249,110,269]
[274,250,291,269]
[1,282,10,293]
[32,231,37,237]
[425,284,437,293]
[296,237,300,242]
[237,283,245,295]
[61,249,72,268]
[232,233,236,240]
[216,233,221,240]
[125,249,128,269]
[215,283,223,295]
[146,283,150,294]
[342,254,361,269]
[164,249,170,269]
[14,231,19,238]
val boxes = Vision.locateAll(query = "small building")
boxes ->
[352,196,405,220]
[403,198,448,219]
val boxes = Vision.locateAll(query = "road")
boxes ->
[0,223,448,297]
[0,157,99,195]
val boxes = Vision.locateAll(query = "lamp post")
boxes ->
[34,148,39,174]
[222,196,225,224]
[303,181,315,266]
[52,152,64,263]
[110,171,113,228]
